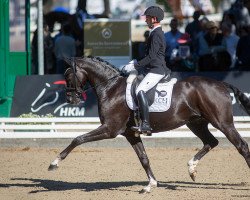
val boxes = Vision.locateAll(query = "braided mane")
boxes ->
[86,56,122,74]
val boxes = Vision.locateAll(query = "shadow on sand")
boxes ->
[0,178,249,193]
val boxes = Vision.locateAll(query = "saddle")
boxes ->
[130,73,171,106]
[125,71,177,112]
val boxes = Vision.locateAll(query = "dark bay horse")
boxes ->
[48,56,250,193]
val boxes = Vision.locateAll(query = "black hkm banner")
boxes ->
[11,75,98,117]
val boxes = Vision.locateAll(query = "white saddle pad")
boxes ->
[125,71,177,112]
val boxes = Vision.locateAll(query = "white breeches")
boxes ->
[136,73,165,95]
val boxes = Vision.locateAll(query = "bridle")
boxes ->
[65,59,85,99]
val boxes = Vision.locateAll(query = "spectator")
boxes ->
[227,0,250,33]
[194,16,209,61]
[164,18,184,68]
[54,25,63,42]
[196,16,209,40]
[185,10,202,63]
[185,10,202,41]
[54,23,76,74]
[44,25,55,74]
[31,21,55,74]
[235,25,250,70]
[237,24,250,37]
[221,11,237,34]
[221,21,240,69]
[73,0,95,56]
[198,21,231,71]
[76,0,95,30]
[170,33,196,72]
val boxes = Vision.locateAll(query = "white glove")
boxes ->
[123,63,135,73]
[122,59,137,73]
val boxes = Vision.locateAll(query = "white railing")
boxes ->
[0,117,250,138]
[0,117,99,138]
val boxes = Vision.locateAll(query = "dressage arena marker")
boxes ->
[1,117,250,138]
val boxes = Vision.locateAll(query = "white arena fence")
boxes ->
[0,117,250,139]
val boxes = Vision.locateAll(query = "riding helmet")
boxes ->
[143,6,164,22]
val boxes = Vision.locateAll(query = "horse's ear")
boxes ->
[63,57,76,76]
[64,68,72,76]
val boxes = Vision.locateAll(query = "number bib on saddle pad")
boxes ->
[125,71,177,112]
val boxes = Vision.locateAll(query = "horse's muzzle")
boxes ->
[66,92,81,105]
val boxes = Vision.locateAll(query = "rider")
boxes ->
[123,6,171,134]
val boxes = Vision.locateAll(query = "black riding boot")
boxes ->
[132,91,152,135]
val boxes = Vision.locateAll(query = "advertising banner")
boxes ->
[11,75,98,117]
[83,19,131,68]
[84,19,130,56]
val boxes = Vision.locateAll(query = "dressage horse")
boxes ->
[48,56,250,193]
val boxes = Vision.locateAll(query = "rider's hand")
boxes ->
[123,63,135,73]
[122,59,137,73]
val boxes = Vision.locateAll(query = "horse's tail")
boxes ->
[224,82,250,115]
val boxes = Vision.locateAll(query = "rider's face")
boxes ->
[145,15,155,29]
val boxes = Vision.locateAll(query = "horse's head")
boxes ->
[64,60,87,105]
[64,56,123,104]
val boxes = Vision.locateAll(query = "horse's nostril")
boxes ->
[66,96,72,103]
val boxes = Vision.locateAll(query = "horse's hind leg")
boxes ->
[216,124,250,168]
[186,119,219,181]
[125,134,157,193]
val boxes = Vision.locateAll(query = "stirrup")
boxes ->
[131,124,152,136]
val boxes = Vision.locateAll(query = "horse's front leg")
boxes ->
[125,134,157,193]
[48,124,114,170]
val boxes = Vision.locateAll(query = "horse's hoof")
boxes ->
[139,185,153,194]
[48,164,58,171]
[190,171,197,182]
[139,188,150,194]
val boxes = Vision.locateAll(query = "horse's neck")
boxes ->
[84,62,120,95]
[86,66,111,85]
